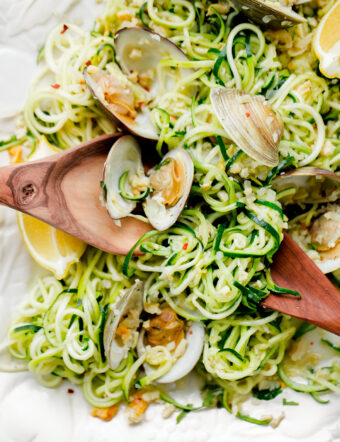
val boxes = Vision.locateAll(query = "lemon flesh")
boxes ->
[313,0,340,79]
[16,136,87,279]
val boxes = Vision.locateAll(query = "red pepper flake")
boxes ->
[51,84,61,89]
[138,101,144,108]
[67,388,74,394]
[245,112,250,118]
[320,257,325,261]
[310,342,314,345]
[86,60,92,66]
[188,330,193,335]
[172,115,178,120]
[182,243,188,250]
[61,24,69,34]
[144,87,150,92]
[81,88,85,92]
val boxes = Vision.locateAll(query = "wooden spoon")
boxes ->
[0,134,152,255]
[0,134,339,335]
[262,233,340,335]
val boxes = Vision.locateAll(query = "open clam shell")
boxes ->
[231,0,306,29]
[137,321,205,384]
[114,27,191,84]
[102,135,145,219]
[84,65,157,140]
[103,135,194,230]
[104,280,144,370]
[210,87,282,167]
[85,27,192,140]
[144,148,194,231]
[272,167,340,205]
[309,205,340,274]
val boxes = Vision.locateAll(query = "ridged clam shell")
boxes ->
[231,0,306,29]
[210,87,282,167]
[104,280,144,370]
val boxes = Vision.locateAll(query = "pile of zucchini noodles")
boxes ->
[2,0,340,425]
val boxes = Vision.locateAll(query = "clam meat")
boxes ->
[84,27,192,140]
[102,135,194,231]
[137,307,205,383]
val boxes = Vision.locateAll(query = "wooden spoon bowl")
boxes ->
[0,134,151,255]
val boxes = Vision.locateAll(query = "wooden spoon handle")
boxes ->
[0,160,54,215]
[262,233,340,335]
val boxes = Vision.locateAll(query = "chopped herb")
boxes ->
[307,243,318,251]
[252,386,282,401]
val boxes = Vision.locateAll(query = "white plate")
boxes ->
[0,1,340,441]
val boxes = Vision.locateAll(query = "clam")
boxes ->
[309,205,340,274]
[273,167,340,273]
[143,148,194,231]
[272,167,340,205]
[230,0,306,29]
[137,308,205,384]
[210,87,283,167]
[84,27,192,140]
[104,280,144,370]
[102,135,194,230]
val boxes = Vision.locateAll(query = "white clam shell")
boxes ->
[230,0,306,29]
[318,255,340,274]
[137,321,205,384]
[272,167,340,205]
[143,147,194,231]
[85,28,193,140]
[103,135,144,219]
[210,87,282,167]
[104,280,144,370]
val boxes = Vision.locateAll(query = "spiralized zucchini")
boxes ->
[2,0,340,425]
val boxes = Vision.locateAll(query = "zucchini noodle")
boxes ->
[2,0,340,426]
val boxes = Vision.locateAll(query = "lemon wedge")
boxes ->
[17,136,87,279]
[313,0,340,79]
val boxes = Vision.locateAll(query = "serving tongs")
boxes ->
[0,134,339,335]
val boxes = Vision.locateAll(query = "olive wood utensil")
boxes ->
[0,134,339,335]
[262,233,340,336]
[0,134,151,255]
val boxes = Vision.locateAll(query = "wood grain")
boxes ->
[0,134,151,255]
[262,233,340,335]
